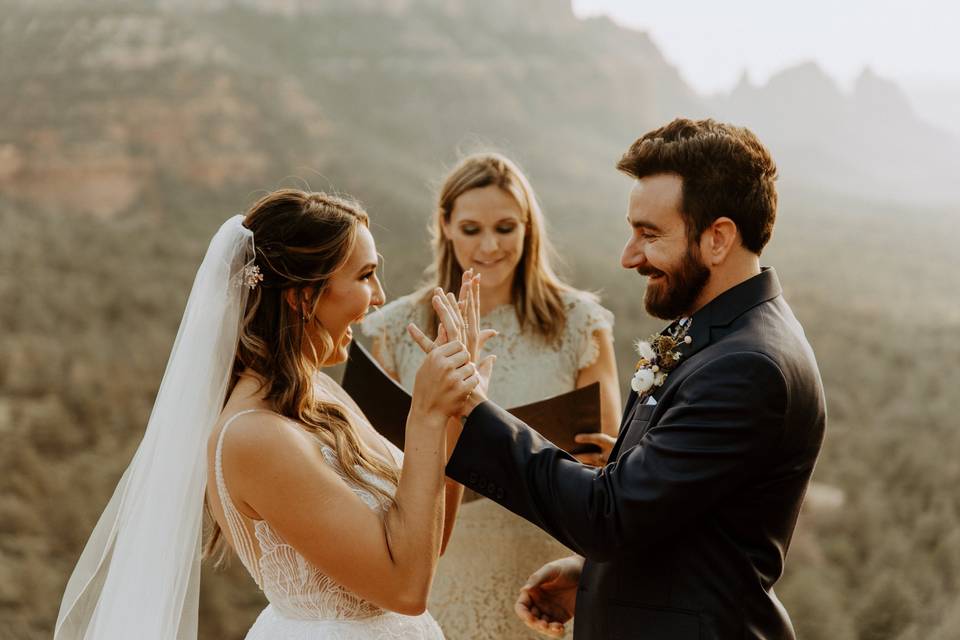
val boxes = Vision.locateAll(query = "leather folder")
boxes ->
[342,341,602,456]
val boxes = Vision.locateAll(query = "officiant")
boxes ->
[361,152,621,640]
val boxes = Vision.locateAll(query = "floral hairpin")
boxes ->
[631,321,692,395]
[241,264,264,290]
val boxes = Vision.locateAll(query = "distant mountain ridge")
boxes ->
[707,62,960,204]
[0,0,957,227]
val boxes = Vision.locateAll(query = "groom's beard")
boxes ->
[641,245,710,320]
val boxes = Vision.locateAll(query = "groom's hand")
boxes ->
[515,555,583,637]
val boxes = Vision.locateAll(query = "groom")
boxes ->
[445,119,826,639]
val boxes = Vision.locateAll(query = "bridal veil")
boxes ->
[55,216,255,639]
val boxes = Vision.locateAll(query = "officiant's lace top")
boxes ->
[362,288,614,408]
[362,288,613,640]
[214,409,444,639]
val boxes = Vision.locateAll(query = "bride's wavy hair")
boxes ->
[205,188,400,561]
[425,152,571,345]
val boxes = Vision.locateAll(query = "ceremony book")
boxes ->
[342,341,602,456]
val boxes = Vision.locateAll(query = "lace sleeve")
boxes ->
[564,291,615,371]
[360,294,419,374]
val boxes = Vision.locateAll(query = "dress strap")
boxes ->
[215,409,272,586]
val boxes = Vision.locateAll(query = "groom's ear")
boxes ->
[701,217,739,266]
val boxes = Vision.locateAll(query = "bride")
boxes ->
[55,189,492,639]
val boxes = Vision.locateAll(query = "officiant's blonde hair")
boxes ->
[205,189,400,562]
[425,152,572,344]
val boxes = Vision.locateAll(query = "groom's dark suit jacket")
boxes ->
[446,268,826,640]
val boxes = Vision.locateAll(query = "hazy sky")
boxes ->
[571,0,960,94]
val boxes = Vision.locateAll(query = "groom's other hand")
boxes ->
[572,432,617,467]
[515,555,583,637]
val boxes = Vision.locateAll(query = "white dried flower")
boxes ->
[630,320,693,398]
[631,368,656,394]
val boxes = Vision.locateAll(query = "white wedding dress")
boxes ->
[215,409,445,639]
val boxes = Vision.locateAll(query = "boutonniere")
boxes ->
[631,322,693,395]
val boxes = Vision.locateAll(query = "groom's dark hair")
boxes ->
[617,118,778,254]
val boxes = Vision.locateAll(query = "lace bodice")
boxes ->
[362,289,614,406]
[214,409,402,623]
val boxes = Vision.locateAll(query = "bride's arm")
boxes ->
[408,273,495,556]
[225,306,477,615]
[440,418,465,555]
[363,324,463,556]
[224,411,443,614]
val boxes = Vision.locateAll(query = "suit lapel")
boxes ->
[608,391,639,462]
[608,317,688,462]
[606,269,784,464]
[618,390,639,433]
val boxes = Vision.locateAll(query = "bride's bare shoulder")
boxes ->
[213,375,318,456]
[217,409,316,464]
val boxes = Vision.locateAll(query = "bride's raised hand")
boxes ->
[408,272,495,415]
[407,270,497,361]
[407,285,463,354]
[408,292,480,420]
